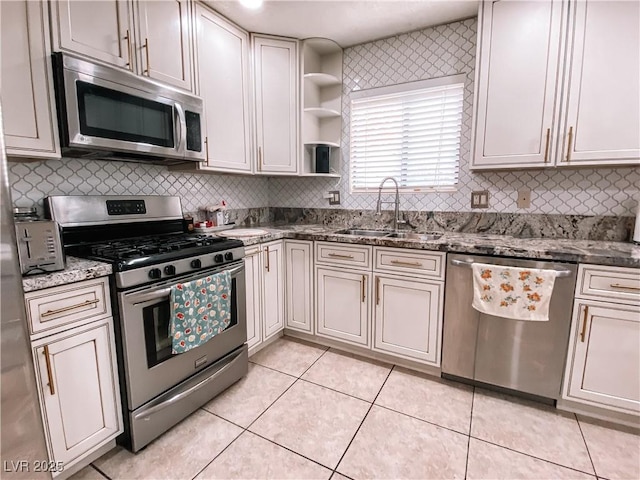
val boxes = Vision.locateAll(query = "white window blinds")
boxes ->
[350,76,464,192]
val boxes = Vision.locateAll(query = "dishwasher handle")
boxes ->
[450,258,573,278]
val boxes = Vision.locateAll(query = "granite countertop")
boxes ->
[221,224,640,268]
[22,256,113,293]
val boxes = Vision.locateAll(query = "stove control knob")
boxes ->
[164,265,176,276]
[149,268,162,279]
[224,252,233,261]
[190,259,202,269]
[214,254,224,263]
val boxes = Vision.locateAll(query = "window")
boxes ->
[349,75,465,193]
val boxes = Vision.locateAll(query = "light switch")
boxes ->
[471,190,489,208]
[329,190,340,205]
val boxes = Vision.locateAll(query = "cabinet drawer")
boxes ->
[374,247,445,280]
[315,242,372,269]
[25,277,111,336]
[577,265,640,305]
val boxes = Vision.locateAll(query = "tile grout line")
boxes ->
[297,376,385,404]
[90,463,112,480]
[464,386,475,480]
[575,412,599,477]
[373,402,472,438]
[469,435,599,477]
[191,345,331,479]
[330,364,396,477]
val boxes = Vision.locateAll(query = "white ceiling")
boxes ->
[206,1,479,47]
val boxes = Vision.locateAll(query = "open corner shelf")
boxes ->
[304,72,341,87]
[304,107,341,118]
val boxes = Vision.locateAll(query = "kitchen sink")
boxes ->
[386,232,443,241]
[334,229,394,237]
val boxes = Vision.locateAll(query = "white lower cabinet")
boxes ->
[284,240,313,333]
[373,275,443,365]
[262,241,284,340]
[33,319,122,469]
[316,266,370,347]
[244,246,262,350]
[244,241,284,352]
[562,264,640,416]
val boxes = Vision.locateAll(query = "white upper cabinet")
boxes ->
[50,0,134,70]
[472,0,565,169]
[135,0,193,91]
[252,35,299,174]
[559,0,640,166]
[472,0,640,170]
[1,0,60,159]
[194,5,252,172]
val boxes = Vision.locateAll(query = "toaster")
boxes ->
[14,220,66,275]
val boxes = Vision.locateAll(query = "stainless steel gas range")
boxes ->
[46,195,248,452]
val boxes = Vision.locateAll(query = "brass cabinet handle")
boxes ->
[124,29,133,71]
[376,276,380,305]
[265,246,270,272]
[143,38,150,75]
[204,137,209,162]
[361,275,366,303]
[544,127,550,163]
[610,283,640,292]
[580,305,589,342]
[565,126,573,162]
[258,147,262,171]
[41,299,99,318]
[328,253,354,259]
[390,260,422,267]
[43,345,55,395]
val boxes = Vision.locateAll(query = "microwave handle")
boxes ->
[174,102,186,153]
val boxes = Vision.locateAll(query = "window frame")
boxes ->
[349,74,466,194]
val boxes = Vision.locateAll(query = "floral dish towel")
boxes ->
[170,271,231,354]
[471,263,559,321]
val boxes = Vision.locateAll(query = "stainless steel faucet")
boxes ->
[375,176,406,231]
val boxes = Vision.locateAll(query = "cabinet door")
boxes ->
[316,267,370,347]
[564,301,640,414]
[472,0,565,169]
[253,35,299,174]
[284,240,313,333]
[262,241,284,340]
[51,0,133,70]
[195,5,252,172]
[373,275,443,365]
[34,320,122,465]
[0,0,60,158]
[559,0,640,166]
[244,247,262,350]
[136,0,193,91]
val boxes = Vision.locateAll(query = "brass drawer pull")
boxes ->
[265,246,270,272]
[610,283,640,292]
[328,253,354,260]
[361,275,366,303]
[580,305,589,342]
[204,137,210,162]
[565,126,573,162]
[124,29,133,71]
[390,260,422,267]
[43,345,55,395]
[258,147,262,171]
[143,38,150,75]
[376,276,380,305]
[543,127,550,163]
[41,299,100,318]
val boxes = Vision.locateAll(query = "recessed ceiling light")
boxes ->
[239,0,263,9]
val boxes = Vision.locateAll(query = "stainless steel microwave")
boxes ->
[52,53,204,164]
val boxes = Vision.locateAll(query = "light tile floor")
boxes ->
[74,337,640,480]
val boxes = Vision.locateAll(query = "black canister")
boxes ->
[315,145,330,173]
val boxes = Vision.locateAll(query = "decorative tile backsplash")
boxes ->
[269,18,640,216]
[8,158,269,215]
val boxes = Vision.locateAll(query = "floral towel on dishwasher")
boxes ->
[170,271,231,354]
[471,263,559,321]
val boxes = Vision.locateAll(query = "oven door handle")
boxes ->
[132,346,244,421]
[129,264,245,305]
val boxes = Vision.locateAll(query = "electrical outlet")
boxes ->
[329,190,340,205]
[471,190,489,209]
[517,188,531,209]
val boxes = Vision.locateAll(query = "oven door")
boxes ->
[118,261,246,410]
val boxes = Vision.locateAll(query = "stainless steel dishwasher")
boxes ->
[442,253,578,401]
